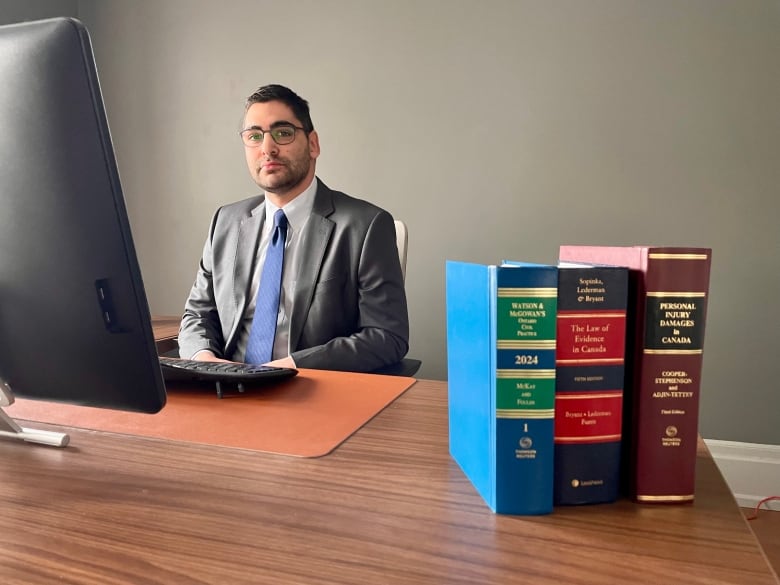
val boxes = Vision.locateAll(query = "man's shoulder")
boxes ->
[317,180,388,220]
[218,194,264,215]
[215,195,265,221]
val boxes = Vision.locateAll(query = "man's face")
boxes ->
[242,101,320,202]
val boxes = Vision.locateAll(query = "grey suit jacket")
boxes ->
[178,179,409,372]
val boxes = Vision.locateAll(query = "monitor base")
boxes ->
[0,380,69,447]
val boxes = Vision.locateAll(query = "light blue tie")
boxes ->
[245,209,288,364]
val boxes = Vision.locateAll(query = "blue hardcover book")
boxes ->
[445,260,557,515]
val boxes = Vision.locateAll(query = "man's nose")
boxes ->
[261,133,279,155]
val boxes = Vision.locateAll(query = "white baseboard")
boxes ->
[704,439,780,510]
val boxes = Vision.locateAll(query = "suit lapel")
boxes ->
[288,181,335,350]
[229,202,265,343]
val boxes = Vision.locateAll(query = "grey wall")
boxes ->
[4,1,778,445]
[0,0,76,25]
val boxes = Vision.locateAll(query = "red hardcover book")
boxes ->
[558,246,712,504]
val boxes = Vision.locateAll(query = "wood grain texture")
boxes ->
[1,380,777,585]
[152,315,180,355]
[745,508,780,578]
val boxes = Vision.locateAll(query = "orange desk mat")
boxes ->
[6,369,416,457]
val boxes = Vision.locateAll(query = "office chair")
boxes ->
[395,219,408,282]
[371,220,422,377]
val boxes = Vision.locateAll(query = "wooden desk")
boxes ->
[0,379,777,585]
[151,314,180,355]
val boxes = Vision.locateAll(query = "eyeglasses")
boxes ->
[239,124,305,147]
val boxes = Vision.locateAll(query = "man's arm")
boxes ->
[290,210,409,372]
[178,210,228,360]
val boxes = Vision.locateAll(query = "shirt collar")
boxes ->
[264,177,317,233]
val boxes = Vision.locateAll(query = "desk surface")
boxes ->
[1,378,777,585]
[152,314,180,355]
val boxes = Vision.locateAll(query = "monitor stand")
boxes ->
[0,379,69,447]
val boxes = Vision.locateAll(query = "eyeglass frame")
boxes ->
[239,123,308,147]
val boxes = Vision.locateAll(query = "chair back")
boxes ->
[394,220,408,282]
[379,219,421,377]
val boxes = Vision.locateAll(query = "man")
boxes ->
[178,84,409,372]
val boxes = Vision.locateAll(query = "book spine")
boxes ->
[632,250,711,503]
[494,266,557,514]
[558,245,713,503]
[553,267,628,505]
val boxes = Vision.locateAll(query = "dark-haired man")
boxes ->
[178,84,409,372]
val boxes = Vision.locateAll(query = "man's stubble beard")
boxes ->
[255,150,312,195]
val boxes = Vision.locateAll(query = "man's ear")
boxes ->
[308,130,321,160]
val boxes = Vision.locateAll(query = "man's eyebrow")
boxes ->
[243,120,296,131]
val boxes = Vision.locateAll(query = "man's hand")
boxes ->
[191,350,232,363]
[191,350,295,368]
[266,356,296,368]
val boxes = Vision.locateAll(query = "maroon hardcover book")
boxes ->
[559,246,712,503]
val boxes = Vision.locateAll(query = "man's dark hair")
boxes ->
[245,84,314,133]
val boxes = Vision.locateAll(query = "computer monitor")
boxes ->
[0,17,167,447]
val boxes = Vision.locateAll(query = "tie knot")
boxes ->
[273,209,288,229]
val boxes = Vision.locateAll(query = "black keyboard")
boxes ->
[159,356,298,398]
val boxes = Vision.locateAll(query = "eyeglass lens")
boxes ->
[241,125,298,146]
